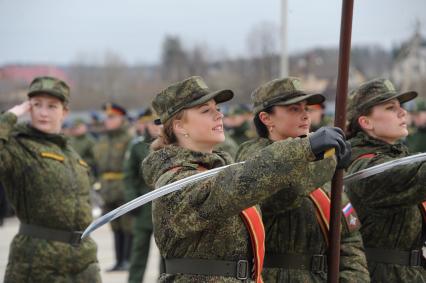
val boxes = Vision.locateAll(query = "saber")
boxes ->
[343,152,426,184]
[81,162,244,239]
[82,153,426,239]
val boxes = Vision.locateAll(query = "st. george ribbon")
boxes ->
[82,153,426,239]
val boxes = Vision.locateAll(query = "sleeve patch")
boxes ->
[342,202,361,232]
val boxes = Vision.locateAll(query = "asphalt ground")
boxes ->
[0,217,160,283]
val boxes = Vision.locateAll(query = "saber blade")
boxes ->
[81,162,244,239]
[343,152,426,184]
[82,152,426,239]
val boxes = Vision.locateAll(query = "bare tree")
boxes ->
[246,21,280,83]
[161,36,189,82]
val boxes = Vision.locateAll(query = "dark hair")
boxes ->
[253,106,275,138]
[346,108,373,139]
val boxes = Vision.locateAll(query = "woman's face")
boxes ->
[360,99,408,144]
[29,94,68,134]
[266,101,311,140]
[175,99,225,152]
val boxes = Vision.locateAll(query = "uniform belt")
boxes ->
[263,253,327,273]
[161,258,252,280]
[101,172,124,180]
[365,248,422,266]
[19,223,83,246]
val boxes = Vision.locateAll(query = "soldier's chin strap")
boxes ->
[82,152,426,239]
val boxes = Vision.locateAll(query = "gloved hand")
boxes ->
[337,140,352,169]
[309,127,350,168]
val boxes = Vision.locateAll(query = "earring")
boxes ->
[184,133,189,138]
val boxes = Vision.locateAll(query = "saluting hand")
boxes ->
[8,101,31,117]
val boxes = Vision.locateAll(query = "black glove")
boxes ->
[337,140,352,169]
[309,126,346,161]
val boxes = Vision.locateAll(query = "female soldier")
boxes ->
[235,77,369,282]
[1,76,101,282]
[345,78,426,282]
[142,76,350,282]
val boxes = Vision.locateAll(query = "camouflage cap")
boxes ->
[28,76,70,104]
[347,78,417,121]
[251,77,325,114]
[152,76,233,124]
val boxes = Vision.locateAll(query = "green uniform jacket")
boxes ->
[214,132,239,159]
[0,112,99,282]
[406,127,426,153]
[236,138,370,283]
[123,135,153,231]
[69,133,96,174]
[143,137,338,282]
[346,131,426,282]
[93,126,132,208]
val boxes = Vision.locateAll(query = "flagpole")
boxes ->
[328,0,354,282]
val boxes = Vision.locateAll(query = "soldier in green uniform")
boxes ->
[345,78,426,282]
[226,105,254,145]
[406,99,426,153]
[1,76,101,282]
[124,108,161,283]
[68,118,97,174]
[236,77,369,283]
[93,102,133,271]
[142,76,350,282]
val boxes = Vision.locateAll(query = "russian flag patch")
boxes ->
[342,202,354,217]
[342,202,360,232]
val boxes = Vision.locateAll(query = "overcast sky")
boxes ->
[1,0,425,66]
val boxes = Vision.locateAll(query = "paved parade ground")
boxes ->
[0,217,160,283]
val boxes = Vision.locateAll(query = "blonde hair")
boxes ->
[151,110,186,151]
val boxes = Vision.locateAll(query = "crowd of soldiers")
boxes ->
[0,74,426,283]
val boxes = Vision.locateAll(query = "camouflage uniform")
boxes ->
[1,77,100,283]
[406,100,426,153]
[214,132,239,159]
[237,138,369,282]
[346,78,425,282]
[142,76,341,282]
[93,103,133,270]
[68,120,96,174]
[124,132,155,283]
[236,77,369,283]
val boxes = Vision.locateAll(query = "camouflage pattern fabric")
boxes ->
[28,76,70,105]
[124,135,155,283]
[152,76,233,124]
[347,78,417,124]
[0,112,100,283]
[69,132,96,174]
[93,125,133,232]
[406,127,426,153]
[142,136,338,282]
[236,138,370,283]
[251,77,324,114]
[214,132,239,158]
[346,131,426,282]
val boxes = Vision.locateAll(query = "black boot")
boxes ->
[106,231,124,272]
[120,234,133,270]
